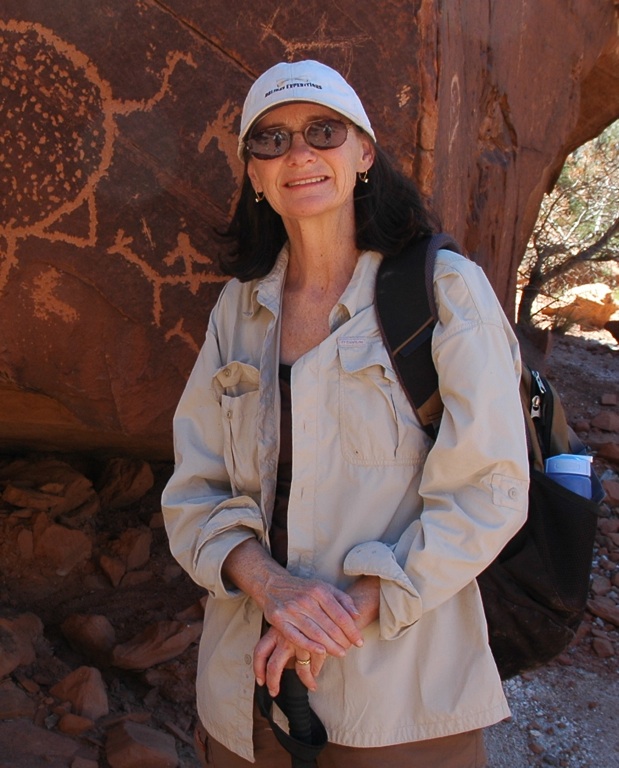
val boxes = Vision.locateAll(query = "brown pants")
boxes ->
[195,713,487,768]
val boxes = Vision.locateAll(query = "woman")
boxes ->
[162,60,529,767]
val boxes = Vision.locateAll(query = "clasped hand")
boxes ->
[254,573,363,696]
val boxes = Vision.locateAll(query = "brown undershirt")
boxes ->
[271,363,292,566]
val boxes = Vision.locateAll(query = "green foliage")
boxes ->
[518,121,619,327]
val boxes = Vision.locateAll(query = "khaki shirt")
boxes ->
[162,247,529,761]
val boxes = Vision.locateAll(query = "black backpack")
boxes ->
[375,233,602,680]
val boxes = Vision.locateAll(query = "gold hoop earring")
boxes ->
[255,190,265,203]
[357,170,369,184]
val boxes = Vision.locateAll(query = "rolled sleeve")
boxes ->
[344,541,422,639]
[192,501,265,599]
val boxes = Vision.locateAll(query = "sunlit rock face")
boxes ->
[0,1,617,458]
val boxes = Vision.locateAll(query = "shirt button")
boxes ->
[223,368,231,377]
[226,410,233,419]
[244,654,252,665]
[508,487,518,500]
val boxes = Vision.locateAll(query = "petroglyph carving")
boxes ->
[107,230,227,330]
[259,9,369,75]
[0,18,206,351]
[448,74,461,153]
[31,267,80,324]
[198,100,243,214]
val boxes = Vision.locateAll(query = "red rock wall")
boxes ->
[0,1,618,458]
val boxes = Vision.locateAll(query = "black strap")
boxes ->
[255,670,327,768]
[375,234,461,438]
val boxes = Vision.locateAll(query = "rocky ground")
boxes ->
[0,327,617,768]
[486,326,619,768]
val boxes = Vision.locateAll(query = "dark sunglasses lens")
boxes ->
[246,119,349,159]
[305,120,348,148]
[246,128,291,159]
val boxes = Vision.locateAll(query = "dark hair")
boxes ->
[217,143,440,282]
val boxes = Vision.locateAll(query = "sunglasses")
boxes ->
[245,118,352,160]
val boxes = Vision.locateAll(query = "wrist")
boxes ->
[348,576,380,630]
[222,538,286,609]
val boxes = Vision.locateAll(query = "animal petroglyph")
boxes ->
[31,267,79,324]
[259,9,369,75]
[107,230,227,342]
[198,100,243,215]
[0,18,218,351]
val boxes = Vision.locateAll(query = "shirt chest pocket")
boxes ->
[213,362,261,494]
[337,338,428,466]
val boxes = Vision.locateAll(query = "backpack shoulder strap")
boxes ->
[375,233,461,438]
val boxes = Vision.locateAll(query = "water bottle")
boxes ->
[544,454,593,499]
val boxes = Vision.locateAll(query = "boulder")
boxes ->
[0,613,44,677]
[99,554,126,588]
[590,441,619,465]
[111,620,202,670]
[602,479,619,506]
[587,597,619,627]
[106,721,178,768]
[97,459,154,511]
[49,666,109,721]
[541,284,618,329]
[592,634,615,658]
[591,411,619,433]
[0,460,99,520]
[120,571,153,587]
[0,1,617,457]
[56,713,95,736]
[0,719,94,768]
[60,614,117,663]
[0,680,37,720]
[33,523,92,576]
[111,527,153,572]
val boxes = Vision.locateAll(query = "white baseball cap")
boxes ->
[238,60,376,160]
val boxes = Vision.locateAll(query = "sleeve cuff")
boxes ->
[343,541,423,640]
[194,502,265,599]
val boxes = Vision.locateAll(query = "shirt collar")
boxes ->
[244,245,382,324]
[329,250,382,331]
[244,245,290,318]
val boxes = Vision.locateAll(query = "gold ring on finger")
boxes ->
[295,658,311,666]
